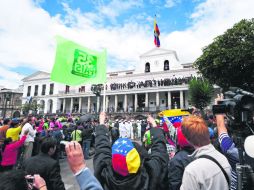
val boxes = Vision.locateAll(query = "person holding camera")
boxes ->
[0,169,47,190]
[65,141,103,190]
[215,94,254,190]
[23,137,65,190]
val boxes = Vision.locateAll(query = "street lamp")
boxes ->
[3,92,11,119]
[91,84,103,113]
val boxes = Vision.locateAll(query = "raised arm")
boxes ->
[214,94,228,136]
[93,112,112,183]
[146,115,169,189]
[65,142,103,190]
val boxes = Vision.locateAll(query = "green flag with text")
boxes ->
[50,36,107,86]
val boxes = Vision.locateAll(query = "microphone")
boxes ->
[244,135,254,158]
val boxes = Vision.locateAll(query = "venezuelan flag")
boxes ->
[154,18,160,47]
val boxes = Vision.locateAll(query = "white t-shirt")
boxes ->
[21,123,36,142]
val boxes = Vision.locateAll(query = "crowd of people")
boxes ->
[0,94,253,190]
[109,76,201,91]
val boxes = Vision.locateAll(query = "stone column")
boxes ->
[96,96,100,113]
[134,94,138,112]
[168,91,171,109]
[44,99,48,114]
[78,97,82,113]
[62,98,66,113]
[180,90,184,109]
[124,94,127,112]
[87,96,91,113]
[185,91,189,108]
[145,93,149,110]
[70,98,73,113]
[156,92,160,110]
[114,95,118,112]
[105,96,109,112]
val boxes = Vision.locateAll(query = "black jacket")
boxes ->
[168,148,194,190]
[93,125,169,190]
[82,125,94,140]
[23,153,65,190]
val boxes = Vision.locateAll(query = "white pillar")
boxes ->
[63,98,66,113]
[185,91,189,108]
[87,96,91,113]
[96,96,100,113]
[52,99,57,113]
[78,97,82,113]
[145,93,148,109]
[156,92,160,109]
[124,94,127,112]
[114,95,118,112]
[105,96,109,112]
[70,98,73,113]
[168,91,171,109]
[180,90,184,109]
[44,99,48,114]
[134,94,138,112]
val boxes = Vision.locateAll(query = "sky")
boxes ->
[0,0,254,88]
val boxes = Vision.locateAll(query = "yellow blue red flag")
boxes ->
[154,17,160,47]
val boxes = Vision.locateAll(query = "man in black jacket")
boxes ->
[93,112,168,190]
[82,122,94,159]
[23,137,65,190]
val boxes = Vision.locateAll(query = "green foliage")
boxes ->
[22,101,41,115]
[195,19,254,92]
[188,78,214,110]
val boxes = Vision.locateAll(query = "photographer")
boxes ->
[215,94,254,190]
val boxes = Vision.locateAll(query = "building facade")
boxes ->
[0,88,23,118]
[22,48,199,115]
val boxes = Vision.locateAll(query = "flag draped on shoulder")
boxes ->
[154,17,160,47]
[50,36,107,86]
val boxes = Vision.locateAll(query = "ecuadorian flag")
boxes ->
[154,18,160,47]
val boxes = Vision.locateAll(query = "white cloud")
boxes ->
[1,0,254,89]
[96,0,143,23]
[165,0,179,8]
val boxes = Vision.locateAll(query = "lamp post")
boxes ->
[91,84,103,114]
[3,92,11,119]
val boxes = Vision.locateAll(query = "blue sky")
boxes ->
[39,0,203,32]
[0,0,254,88]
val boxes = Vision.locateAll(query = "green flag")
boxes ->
[50,36,107,86]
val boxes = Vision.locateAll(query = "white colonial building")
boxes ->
[22,48,199,115]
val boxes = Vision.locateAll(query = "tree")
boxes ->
[22,101,41,116]
[195,19,254,92]
[188,78,213,113]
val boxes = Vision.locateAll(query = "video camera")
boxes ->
[212,87,254,190]
[212,87,254,134]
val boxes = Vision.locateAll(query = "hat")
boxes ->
[112,138,141,176]
[177,126,190,148]
[11,118,19,124]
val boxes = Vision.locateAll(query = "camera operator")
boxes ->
[215,94,254,190]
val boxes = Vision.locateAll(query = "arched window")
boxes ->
[145,62,150,73]
[164,60,169,71]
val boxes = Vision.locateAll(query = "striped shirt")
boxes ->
[219,133,238,190]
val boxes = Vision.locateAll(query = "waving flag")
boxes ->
[154,17,160,47]
[50,36,107,86]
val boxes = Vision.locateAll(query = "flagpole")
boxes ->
[103,83,106,112]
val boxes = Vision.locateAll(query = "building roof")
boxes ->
[140,47,179,61]
[22,71,50,82]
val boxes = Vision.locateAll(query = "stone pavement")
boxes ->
[60,157,94,190]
